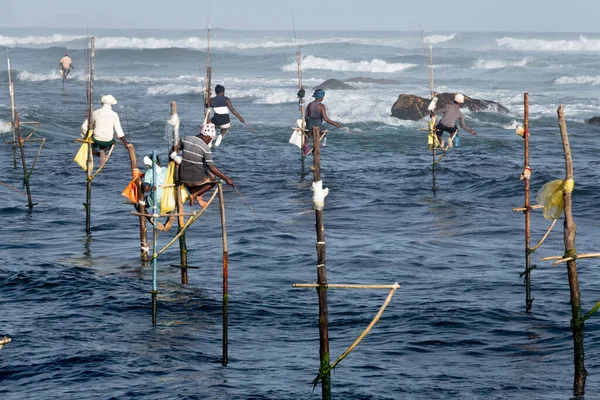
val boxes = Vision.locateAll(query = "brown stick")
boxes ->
[217,182,229,366]
[512,204,544,212]
[312,126,331,400]
[523,93,533,311]
[293,283,400,290]
[170,101,188,283]
[558,104,586,395]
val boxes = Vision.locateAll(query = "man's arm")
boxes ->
[319,104,342,128]
[208,164,234,187]
[225,98,244,123]
[459,115,476,135]
[113,113,129,145]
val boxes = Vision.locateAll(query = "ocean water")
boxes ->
[1,28,600,399]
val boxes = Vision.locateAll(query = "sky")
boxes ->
[2,0,598,32]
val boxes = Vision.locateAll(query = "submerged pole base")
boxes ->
[150,290,161,325]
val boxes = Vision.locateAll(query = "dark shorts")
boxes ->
[436,123,458,137]
[92,137,115,150]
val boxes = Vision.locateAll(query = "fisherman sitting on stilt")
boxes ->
[170,123,234,208]
[433,93,477,149]
[141,154,174,231]
[208,84,245,147]
[80,94,129,165]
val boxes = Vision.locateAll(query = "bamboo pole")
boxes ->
[170,101,188,283]
[7,58,17,168]
[0,336,11,349]
[557,105,586,395]
[523,93,533,312]
[312,126,331,400]
[512,204,544,212]
[124,143,147,263]
[293,283,399,290]
[541,253,600,266]
[85,37,95,235]
[151,151,159,325]
[14,113,33,208]
[217,182,229,366]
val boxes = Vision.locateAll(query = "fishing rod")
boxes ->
[0,180,31,199]
[204,6,212,124]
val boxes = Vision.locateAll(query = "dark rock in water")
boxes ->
[585,116,600,125]
[390,92,510,121]
[313,79,357,90]
[344,77,398,85]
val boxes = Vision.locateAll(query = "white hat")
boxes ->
[454,93,465,104]
[201,123,216,139]
[143,156,153,167]
[100,94,118,106]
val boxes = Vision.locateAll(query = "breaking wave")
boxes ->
[497,35,600,51]
[424,33,456,45]
[472,58,530,69]
[0,119,11,134]
[146,84,202,96]
[554,75,600,85]
[282,55,416,73]
[0,34,86,47]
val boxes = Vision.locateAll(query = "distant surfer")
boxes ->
[304,89,342,155]
[434,93,477,147]
[208,84,245,147]
[170,123,234,208]
[80,95,129,165]
[59,52,74,80]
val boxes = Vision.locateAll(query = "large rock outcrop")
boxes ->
[586,116,600,125]
[313,79,357,90]
[391,92,510,121]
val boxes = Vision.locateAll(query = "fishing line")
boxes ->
[0,181,31,199]
[242,122,267,144]
[230,185,287,243]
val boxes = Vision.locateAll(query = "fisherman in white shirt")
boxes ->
[81,94,130,165]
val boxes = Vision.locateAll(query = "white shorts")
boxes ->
[215,123,231,130]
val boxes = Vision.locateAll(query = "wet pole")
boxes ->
[7,57,17,168]
[217,182,229,366]
[312,126,331,399]
[14,112,33,208]
[151,151,159,324]
[85,37,95,235]
[170,101,188,283]
[557,105,586,395]
[523,93,532,312]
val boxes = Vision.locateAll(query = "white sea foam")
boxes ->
[146,84,202,96]
[282,55,416,73]
[497,35,600,52]
[0,34,86,47]
[472,58,530,69]
[0,119,11,134]
[18,70,63,82]
[554,75,600,85]
[424,33,456,45]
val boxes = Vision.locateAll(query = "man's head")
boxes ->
[199,123,216,143]
[454,93,465,105]
[65,52,69,56]
[143,154,160,168]
[313,89,325,100]
[100,94,118,106]
[215,85,225,95]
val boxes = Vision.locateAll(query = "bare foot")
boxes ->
[196,195,208,208]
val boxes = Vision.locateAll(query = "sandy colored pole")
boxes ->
[85,37,95,235]
[14,113,33,208]
[524,93,532,311]
[170,101,188,283]
[151,151,159,325]
[557,105,586,395]
[217,182,229,366]
[312,126,331,400]
[7,58,17,168]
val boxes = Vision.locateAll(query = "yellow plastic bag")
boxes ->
[74,130,93,171]
[536,178,575,220]
[160,162,190,214]
[427,118,439,150]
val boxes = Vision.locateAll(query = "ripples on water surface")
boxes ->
[1,28,600,399]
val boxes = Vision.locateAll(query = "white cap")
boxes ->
[201,123,216,139]
[454,93,465,104]
[100,94,118,106]
[143,156,152,167]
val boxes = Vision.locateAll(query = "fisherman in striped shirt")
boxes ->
[170,123,234,208]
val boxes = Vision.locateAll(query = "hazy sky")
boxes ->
[3,0,598,32]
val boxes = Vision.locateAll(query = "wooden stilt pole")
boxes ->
[432,146,437,193]
[7,58,17,169]
[14,112,33,208]
[217,182,229,366]
[312,126,331,400]
[170,101,188,283]
[151,150,159,325]
[523,93,533,312]
[124,143,147,263]
[85,37,95,235]
[557,105,586,395]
